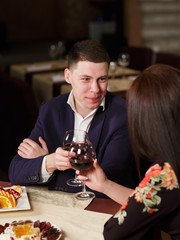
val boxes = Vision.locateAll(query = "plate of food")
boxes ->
[0,185,30,212]
[0,219,62,240]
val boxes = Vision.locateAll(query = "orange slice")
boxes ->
[0,189,16,208]
[13,223,32,238]
[12,222,40,238]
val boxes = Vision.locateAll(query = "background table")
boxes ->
[10,59,67,83]
[108,65,140,78]
[32,71,71,107]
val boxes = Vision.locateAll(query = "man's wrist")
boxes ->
[45,153,56,173]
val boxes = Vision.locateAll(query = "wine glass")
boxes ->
[118,53,130,79]
[63,129,88,187]
[109,61,117,79]
[56,41,66,59]
[49,44,59,60]
[68,138,96,200]
[49,41,65,60]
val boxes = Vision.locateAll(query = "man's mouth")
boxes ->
[86,96,101,103]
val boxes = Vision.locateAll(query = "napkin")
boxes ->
[26,64,52,72]
[51,74,65,82]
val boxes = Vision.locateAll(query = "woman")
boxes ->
[77,64,180,240]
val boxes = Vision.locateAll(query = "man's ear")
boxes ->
[64,68,71,84]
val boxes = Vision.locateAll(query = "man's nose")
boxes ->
[90,81,100,92]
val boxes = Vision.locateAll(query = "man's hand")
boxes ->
[45,147,74,173]
[18,136,49,158]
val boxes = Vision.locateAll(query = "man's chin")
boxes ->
[87,102,101,110]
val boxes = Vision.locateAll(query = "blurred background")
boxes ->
[0,0,180,181]
[1,0,180,70]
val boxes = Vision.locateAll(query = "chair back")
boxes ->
[119,46,154,71]
[0,70,38,171]
[154,52,180,69]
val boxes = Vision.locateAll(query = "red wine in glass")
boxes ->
[63,130,89,187]
[69,143,94,170]
[69,141,96,200]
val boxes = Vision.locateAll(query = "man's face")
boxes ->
[65,61,108,117]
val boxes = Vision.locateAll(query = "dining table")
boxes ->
[0,181,120,240]
[9,59,68,84]
[32,71,70,107]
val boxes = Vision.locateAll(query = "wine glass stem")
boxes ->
[74,172,82,185]
[82,183,86,193]
[122,66,125,79]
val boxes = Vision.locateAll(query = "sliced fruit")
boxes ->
[0,195,13,208]
[0,189,16,208]
[6,188,21,200]
[12,223,32,238]
[11,185,23,195]
[12,222,40,238]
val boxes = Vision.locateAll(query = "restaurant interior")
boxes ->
[0,1,180,239]
[0,0,180,239]
[1,0,180,186]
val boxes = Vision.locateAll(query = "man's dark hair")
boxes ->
[67,39,110,68]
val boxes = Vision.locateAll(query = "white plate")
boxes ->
[0,186,30,212]
[0,220,62,239]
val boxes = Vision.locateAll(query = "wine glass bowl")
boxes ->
[69,143,94,171]
[49,44,59,60]
[68,139,96,200]
[49,41,65,60]
[63,129,89,187]
[118,53,130,80]
[118,53,130,68]
[109,61,117,79]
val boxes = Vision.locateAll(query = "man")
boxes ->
[9,40,137,198]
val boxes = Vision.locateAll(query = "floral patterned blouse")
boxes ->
[103,162,180,240]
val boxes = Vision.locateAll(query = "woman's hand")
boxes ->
[18,136,49,158]
[77,159,134,204]
[76,159,108,193]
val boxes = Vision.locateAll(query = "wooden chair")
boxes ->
[119,46,154,71]
[0,70,38,179]
[154,51,180,69]
[113,90,127,100]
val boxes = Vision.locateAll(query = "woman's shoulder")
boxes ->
[144,161,179,190]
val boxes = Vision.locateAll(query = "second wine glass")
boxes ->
[69,139,96,200]
[118,53,130,79]
[63,129,88,187]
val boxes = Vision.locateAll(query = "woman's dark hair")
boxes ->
[127,64,180,184]
[67,39,110,68]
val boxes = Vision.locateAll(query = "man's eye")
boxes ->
[99,78,107,82]
[82,78,89,81]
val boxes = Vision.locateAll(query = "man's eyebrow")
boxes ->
[79,74,108,78]
[99,74,108,78]
[79,74,91,78]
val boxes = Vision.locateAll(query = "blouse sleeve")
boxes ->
[103,162,180,240]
